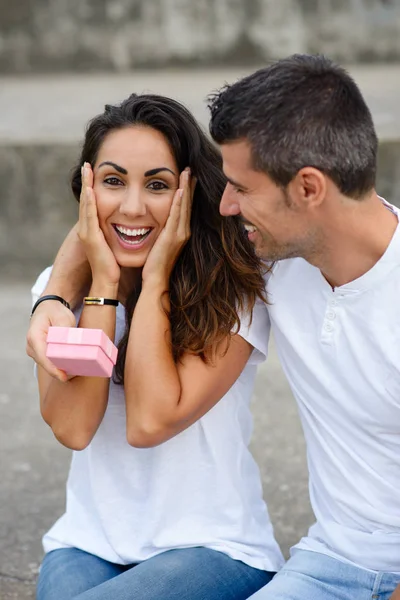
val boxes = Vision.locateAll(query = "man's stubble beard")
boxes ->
[256,228,322,263]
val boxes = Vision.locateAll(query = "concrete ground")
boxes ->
[1,64,399,598]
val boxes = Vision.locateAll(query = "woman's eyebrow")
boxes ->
[98,161,128,175]
[144,167,176,177]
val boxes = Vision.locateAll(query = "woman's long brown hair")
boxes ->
[71,94,269,384]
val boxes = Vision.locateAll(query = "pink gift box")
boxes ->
[46,327,118,378]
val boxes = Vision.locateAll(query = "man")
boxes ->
[27,55,400,599]
[208,54,400,599]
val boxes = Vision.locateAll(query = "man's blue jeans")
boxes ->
[36,546,274,600]
[249,549,400,600]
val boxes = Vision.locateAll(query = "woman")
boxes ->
[34,93,284,599]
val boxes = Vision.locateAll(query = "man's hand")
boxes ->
[390,585,400,600]
[27,300,76,382]
[27,219,92,381]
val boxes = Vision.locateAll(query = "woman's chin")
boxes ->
[110,245,148,269]
[116,256,147,269]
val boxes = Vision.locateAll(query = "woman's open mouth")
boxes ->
[113,225,153,249]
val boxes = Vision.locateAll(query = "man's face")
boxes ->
[219,139,318,261]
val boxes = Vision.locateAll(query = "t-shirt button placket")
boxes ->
[321,300,337,343]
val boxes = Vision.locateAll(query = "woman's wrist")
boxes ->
[142,271,170,292]
[142,277,169,296]
[89,279,119,299]
[141,279,171,314]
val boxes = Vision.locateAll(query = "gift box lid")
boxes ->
[47,327,118,363]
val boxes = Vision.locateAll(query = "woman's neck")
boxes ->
[118,267,142,305]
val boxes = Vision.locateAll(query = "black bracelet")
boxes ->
[30,294,71,318]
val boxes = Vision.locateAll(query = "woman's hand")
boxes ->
[78,162,120,289]
[142,168,196,289]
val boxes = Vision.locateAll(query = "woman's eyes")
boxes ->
[102,178,168,191]
[147,181,168,191]
[103,177,123,186]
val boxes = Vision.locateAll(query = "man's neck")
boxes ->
[308,192,398,289]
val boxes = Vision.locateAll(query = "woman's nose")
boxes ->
[119,188,147,217]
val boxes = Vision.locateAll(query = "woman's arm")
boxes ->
[124,279,253,447]
[38,164,121,450]
[124,168,254,447]
[38,282,118,450]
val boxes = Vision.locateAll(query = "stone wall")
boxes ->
[1,140,399,277]
[1,0,400,73]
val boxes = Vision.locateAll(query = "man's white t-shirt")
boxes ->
[32,269,284,572]
[266,201,400,573]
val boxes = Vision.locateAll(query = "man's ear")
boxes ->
[288,167,327,210]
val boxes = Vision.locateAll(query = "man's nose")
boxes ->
[119,188,146,217]
[219,185,240,217]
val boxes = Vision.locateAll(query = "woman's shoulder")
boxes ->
[236,298,270,365]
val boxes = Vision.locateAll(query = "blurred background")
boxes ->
[1,1,400,597]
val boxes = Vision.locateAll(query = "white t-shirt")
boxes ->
[266,201,400,573]
[32,269,284,572]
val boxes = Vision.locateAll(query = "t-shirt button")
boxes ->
[324,323,333,332]
[330,299,338,306]
[326,311,336,320]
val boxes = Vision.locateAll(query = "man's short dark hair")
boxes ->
[209,54,378,198]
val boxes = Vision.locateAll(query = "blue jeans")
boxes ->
[249,549,400,600]
[36,546,274,600]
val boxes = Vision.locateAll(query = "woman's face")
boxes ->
[93,125,179,269]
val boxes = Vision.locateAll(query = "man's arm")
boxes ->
[41,223,91,308]
[26,224,91,381]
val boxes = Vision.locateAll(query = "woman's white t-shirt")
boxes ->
[32,268,284,572]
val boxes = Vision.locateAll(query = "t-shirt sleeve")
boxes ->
[236,298,271,365]
[31,266,53,308]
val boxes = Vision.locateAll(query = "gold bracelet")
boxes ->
[83,297,119,307]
